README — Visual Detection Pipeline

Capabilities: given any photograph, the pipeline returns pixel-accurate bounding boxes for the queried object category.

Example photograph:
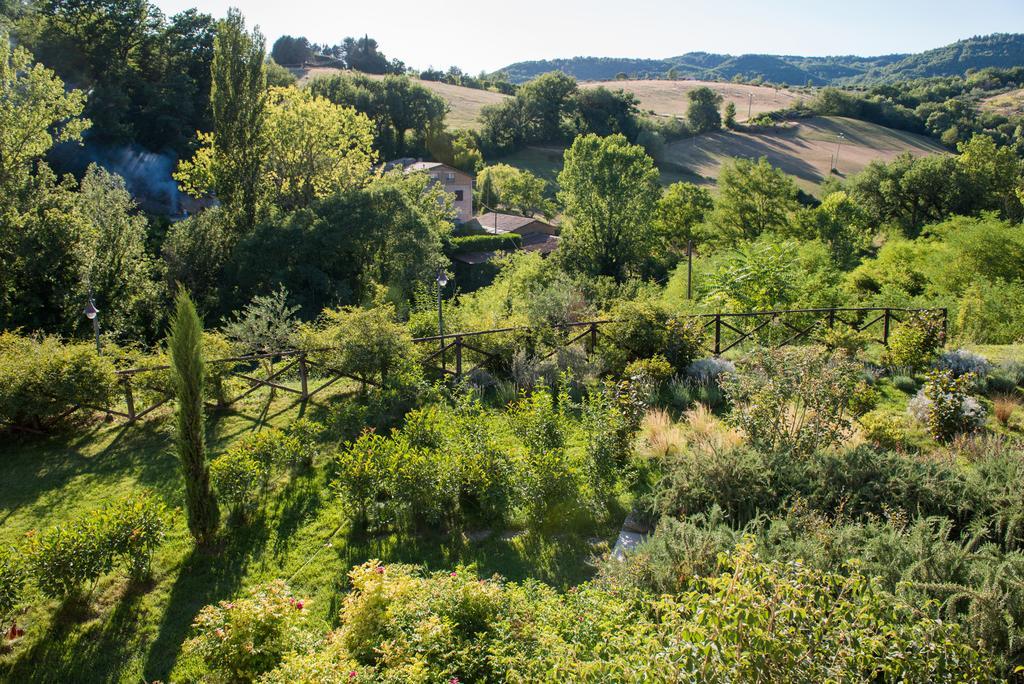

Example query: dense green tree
[475,164,554,218]
[710,157,800,241]
[75,164,160,338]
[308,73,447,159]
[653,182,714,254]
[570,87,640,139]
[161,206,234,315]
[168,287,220,546]
[557,134,660,280]
[264,57,297,87]
[207,8,267,232]
[425,128,483,174]
[518,71,578,142]
[955,134,1023,219]
[791,190,870,267]
[723,101,737,128]
[686,86,723,133]
[270,35,312,66]
[0,34,89,190]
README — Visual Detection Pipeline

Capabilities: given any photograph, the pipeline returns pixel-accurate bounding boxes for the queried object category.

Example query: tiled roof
[465,212,556,234]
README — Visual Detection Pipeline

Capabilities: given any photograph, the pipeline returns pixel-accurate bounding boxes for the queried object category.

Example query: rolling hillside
[498,33,1024,86]
[497,116,946,196]
[581,80,806,122]
[298,67,509,130]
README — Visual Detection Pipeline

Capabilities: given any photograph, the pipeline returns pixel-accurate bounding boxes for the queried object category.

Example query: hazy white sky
[153,0,1024,73]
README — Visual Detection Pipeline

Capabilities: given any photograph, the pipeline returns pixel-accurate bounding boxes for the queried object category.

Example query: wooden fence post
[123,376,136,422]
[454,336,463,381]
[882,308,891,345]
[714,314,722,356]
[827,309,836,329]
[298,352,308,400]
[589,323,598,356]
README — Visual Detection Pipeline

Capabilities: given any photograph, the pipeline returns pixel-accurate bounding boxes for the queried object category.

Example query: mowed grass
[662,116,946,194]
[0,386,610,683]
[298,67,509,130]
[582,79,809,122]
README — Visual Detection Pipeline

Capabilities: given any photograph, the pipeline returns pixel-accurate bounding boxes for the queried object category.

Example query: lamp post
[436,269,449,371]
[83,295,101,355]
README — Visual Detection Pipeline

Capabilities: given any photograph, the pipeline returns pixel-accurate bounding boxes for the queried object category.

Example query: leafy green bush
[599,300,705,375]
[909,370,987,441]
[623,355,673,403]
[27,492,170,596]
[185,580,315,683]
[210,447,266,522]
[97,493,169,581]
[0,332,118,430]
[651,447,781,526]
[507,385,567,456]
[883,310,947,372]
[298,303,420,390]
[258,553,993,682]
[858,409,924,451]
[0,546,26,628]
[722,346,861,456]
[449,233,522,254]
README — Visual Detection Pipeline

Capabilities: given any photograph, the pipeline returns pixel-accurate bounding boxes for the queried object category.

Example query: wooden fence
[95,306,943,424]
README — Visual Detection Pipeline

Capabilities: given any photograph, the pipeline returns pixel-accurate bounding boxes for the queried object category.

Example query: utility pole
[747,92,753,121]
[834,133,845,172]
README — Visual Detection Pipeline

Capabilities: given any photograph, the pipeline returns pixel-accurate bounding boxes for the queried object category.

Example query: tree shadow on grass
[1,580,154,683]
[142,518,272,681]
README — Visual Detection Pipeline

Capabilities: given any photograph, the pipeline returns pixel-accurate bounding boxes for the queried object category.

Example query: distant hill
[498,33,1024,85]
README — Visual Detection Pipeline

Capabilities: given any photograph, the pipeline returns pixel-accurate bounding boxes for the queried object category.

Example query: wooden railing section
[92,306,945,424]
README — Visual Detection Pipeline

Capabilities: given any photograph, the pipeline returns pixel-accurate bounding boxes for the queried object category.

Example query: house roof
[452,251,498,265]
[465,212,557,234]
[404,161,472,179]
[520,232,560,254]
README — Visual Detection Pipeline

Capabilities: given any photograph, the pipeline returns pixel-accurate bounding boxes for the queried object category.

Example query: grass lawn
[0,386,615,682]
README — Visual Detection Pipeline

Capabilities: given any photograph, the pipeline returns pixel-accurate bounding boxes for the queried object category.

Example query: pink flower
[450,572,457,577]
[349,671,357,679]
[215,628,225,638]
[449,678,460,684]
[375,566,385,574]
[295,600,304,610]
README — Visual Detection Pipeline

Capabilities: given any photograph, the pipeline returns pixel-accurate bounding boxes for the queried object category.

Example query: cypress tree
[169,288,220,545]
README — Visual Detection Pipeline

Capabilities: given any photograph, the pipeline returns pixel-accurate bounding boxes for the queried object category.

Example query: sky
[153,0,1024,74]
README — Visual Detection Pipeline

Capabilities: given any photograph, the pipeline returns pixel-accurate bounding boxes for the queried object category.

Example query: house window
[446,172,456,181]
[453,190,464,201]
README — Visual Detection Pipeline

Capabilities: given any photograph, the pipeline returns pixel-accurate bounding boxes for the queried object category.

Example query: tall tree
[209,8,267,232]
[475,164,554,218]
[557,134,660,280]
[711,157,799,241]
[653,182,714,253]
[0,33,89,190]
[686,86,723,133]
[518,71,578,142]
[168,288,219,546]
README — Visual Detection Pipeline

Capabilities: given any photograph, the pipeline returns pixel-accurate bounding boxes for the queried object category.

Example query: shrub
[579,381,641,509]
[882,310,946,372]
[0,332,118,430]
[892,374,918,393]
[599,301,704,375]
[818,323,872,358]
[185,580,314,683]
[935,348,991,379]
[27,492,170,597]
[623,355,673,403]
[722,346,861,456]
[99,493,169,581]
[908,371,987,441]
[0,546,26,628]
[652,447,781,526]
[297,303,420,390]
[993,395,1020,426]
[210,447,266,521]
[848,379,880,416]
[507,385,567,456]
[27,517,112,599]
[282,418,325,468]
[859,410,923,452]
[685,357,736,385]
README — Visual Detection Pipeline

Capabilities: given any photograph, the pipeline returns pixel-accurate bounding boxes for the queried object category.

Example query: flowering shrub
[185,580,314,683]
[908,370,987,441]
[935,348,991,379]
[686,357,736,385]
